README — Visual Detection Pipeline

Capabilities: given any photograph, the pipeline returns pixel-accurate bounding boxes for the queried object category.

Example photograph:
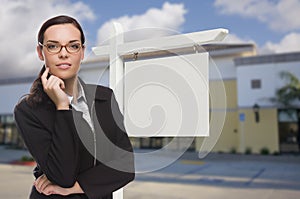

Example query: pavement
[1,145,300,199]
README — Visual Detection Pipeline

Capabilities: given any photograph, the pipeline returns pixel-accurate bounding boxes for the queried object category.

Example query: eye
[68,43,81,50]
[46,43,59,49]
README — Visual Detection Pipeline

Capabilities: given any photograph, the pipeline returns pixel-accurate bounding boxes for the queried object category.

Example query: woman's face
[37,23,85,81]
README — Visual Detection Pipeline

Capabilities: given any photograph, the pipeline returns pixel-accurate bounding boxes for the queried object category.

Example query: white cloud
[214,0,300,32]
[222,32,300,54]
[222,33,256,44]
[96,2,187,44]
[261,32,300,54]
[0,0,95,80]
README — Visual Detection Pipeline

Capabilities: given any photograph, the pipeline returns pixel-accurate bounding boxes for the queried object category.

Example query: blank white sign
[124,53,209,137]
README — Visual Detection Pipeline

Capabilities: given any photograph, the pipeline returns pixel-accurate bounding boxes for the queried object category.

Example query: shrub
[230,147,237,154]
[21,155,34,162]
[245,147,252,155]
[260,147,270,155]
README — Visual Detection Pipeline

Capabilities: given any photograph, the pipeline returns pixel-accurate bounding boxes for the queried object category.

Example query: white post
[109,22,124,199]
[109,22,124,113]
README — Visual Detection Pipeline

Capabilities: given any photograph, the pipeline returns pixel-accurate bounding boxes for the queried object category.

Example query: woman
[14,15,135,199]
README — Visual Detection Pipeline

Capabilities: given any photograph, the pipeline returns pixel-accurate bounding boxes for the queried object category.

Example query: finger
[58,78,65,90]
[46,76,62,89]
[41,67,50,87]
[34,175,44,193]
[34,174,44,186]
[42,185,55,196]
[46,75,57,89]
[35,175,46,191]
[45,76,61,92]
[48,77,66,92]
[34,182,40,193]
[35,174,50,193]
[39,179,51,193]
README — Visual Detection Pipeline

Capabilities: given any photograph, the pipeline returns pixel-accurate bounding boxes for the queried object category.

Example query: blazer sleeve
[14,101,80,188]
[77,133,135,199]
[77,92,135,199]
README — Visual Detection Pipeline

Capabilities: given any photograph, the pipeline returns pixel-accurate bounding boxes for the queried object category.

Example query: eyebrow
[45,40,80,43]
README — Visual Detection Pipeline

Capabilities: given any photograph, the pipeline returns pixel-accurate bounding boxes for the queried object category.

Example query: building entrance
[278,109,300,153]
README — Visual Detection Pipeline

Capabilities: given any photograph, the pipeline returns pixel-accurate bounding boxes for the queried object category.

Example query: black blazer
[14,80,135,199]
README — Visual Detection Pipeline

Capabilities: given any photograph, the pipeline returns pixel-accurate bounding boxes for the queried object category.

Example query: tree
[276,71,300,107]
[274,71,300,151]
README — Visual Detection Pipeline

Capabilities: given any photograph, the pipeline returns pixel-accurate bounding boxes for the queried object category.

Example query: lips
[56,63,71,70]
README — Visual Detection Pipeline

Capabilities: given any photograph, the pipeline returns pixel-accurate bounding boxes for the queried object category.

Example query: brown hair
[27,15,85,107]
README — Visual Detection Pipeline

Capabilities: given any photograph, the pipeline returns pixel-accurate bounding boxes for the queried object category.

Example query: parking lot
[1,146,300,199]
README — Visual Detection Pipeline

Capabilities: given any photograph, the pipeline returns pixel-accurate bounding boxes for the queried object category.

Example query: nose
[58,46,69,58]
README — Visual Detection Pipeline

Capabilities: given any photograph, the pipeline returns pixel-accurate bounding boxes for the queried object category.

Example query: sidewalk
[0,145,31,164]
[125,151,300,199]
[1,146,300,199]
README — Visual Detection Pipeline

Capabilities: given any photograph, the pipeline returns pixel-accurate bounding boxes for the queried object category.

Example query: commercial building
[1,44,299,154]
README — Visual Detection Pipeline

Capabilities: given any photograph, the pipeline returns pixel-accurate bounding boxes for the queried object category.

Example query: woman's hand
[41,67,69,110]
[34,174,55,195]
[39,184,71,196]
[34,174,84,196]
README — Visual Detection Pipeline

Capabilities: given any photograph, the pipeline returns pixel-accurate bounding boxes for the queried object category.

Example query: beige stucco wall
[237,108,279,154]
[196,79,239,153]
[195,79,279,154]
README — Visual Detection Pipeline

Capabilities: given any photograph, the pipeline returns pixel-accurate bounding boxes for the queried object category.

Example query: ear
[81,45,85,60]
[36,45,44,61]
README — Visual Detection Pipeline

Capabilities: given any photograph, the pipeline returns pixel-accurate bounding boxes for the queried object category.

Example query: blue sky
[71,0,296,50]
[1,0,300,79]
[90,0,274,44]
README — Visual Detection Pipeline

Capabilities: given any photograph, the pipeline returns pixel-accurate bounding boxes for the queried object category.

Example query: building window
[251,79,261,89]
[0,114,24,148]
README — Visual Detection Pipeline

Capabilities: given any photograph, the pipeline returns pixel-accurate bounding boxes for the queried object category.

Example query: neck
[64,76,78,98]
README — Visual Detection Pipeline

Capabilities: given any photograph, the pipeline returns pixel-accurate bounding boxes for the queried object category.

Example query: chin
[55,73,76,81]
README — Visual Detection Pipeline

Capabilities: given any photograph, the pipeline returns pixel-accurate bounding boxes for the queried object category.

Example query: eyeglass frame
[38,41,84,54]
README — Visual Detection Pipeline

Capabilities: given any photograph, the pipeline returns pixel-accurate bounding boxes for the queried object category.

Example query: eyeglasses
[38,42,83,54]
